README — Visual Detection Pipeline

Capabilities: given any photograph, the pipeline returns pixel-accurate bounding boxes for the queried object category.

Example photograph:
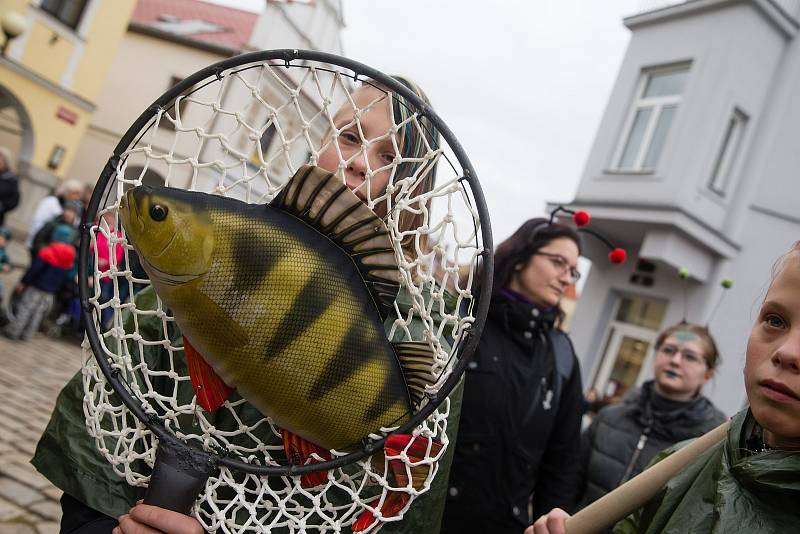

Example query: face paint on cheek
[672,330,699,343]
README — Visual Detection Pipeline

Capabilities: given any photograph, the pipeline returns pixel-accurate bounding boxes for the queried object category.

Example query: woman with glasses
[441,218,585,534]
[571,323,725,521]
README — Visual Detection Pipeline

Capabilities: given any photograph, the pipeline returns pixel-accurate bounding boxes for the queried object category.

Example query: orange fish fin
[184,335,234,412]
[353,492,409,533]
[281,429,332,488]
[352,434,443,531]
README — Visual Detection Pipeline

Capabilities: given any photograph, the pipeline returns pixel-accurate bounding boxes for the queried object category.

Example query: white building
[557,0,800,416]
[67,0,346,195]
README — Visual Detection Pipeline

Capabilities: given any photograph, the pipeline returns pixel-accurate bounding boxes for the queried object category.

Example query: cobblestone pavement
[0,333,84,534]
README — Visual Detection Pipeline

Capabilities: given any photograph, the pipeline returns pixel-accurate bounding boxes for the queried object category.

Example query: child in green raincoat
[32,76,466,534]
[529,241,800,534]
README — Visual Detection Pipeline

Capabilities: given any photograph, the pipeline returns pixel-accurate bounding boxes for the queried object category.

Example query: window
[708,109,747,197]
[40,0,88,29]
[615,66,689,171]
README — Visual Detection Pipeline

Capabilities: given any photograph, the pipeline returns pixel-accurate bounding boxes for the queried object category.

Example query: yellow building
[0,0,135,236]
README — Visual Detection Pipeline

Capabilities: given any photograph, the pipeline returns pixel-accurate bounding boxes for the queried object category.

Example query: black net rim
[78,48,494,476]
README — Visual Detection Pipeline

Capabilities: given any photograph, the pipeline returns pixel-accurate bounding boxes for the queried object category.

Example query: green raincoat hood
[614,408,800,534]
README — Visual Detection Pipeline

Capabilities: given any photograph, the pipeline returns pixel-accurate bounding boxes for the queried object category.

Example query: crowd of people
[0,162,88,341]
[0,69,796,534]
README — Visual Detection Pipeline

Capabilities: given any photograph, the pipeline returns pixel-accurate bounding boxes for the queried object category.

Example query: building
[556,0,800,415]
[66,0,346,201]
[0,0,135,237]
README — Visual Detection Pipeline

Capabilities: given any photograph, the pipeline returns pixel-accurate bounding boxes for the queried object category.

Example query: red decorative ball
[609,248,627,264]
[573,210,590,227]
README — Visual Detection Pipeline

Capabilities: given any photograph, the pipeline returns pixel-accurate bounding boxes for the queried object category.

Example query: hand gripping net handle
[565,421,730,534]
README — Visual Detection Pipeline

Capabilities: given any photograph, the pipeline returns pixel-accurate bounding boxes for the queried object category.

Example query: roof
[131,0,258,50]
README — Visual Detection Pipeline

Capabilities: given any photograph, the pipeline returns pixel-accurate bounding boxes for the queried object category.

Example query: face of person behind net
[317,85,396,203]
[745,248,800,448]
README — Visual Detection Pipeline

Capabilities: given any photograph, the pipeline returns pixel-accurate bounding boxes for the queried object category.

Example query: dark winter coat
[577,380,726,511]
[0,169,20,225]
[441,292,584,534]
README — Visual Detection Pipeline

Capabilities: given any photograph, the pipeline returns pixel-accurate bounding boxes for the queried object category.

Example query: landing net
[80,51,490,533]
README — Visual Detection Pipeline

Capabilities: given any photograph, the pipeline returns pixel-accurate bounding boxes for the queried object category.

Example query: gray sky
[210,0,640,241]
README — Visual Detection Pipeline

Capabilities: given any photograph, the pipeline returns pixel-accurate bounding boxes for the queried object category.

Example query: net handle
[565,420,729,534]
[78,49,494,477]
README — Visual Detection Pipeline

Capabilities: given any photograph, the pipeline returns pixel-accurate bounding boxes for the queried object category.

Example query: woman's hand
[114,502,204,534]
[526,507,570,534]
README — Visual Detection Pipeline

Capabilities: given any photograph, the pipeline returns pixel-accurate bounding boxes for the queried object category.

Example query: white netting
[81,57,486,533]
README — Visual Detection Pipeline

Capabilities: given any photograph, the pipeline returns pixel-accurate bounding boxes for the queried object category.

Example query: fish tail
[184,336,234,412]
[352,434,443,531]
[281,429,332,488]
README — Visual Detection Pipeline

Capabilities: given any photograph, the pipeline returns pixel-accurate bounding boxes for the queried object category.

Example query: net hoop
[78,48,493,479]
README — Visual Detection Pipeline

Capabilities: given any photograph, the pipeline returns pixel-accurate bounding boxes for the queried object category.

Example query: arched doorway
[0,84,34,170]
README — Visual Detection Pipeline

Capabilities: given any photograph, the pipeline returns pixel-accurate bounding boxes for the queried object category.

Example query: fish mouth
[759,379,800,401]
[120,189,145,236]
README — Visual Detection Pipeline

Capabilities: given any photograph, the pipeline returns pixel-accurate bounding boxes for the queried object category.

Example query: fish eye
[149,204,168,221]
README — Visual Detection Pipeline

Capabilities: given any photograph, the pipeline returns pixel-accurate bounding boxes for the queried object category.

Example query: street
[0,334,83,533]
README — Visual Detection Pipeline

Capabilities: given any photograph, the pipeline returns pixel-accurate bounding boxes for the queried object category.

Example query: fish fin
[392,341,437,408]
[353,492,408,533]
[190,291,250,347]
[353,435,442,531]
[272,165,400,321]
[384,434,443,491]
[281,429,332,488]
[184,335,235,412]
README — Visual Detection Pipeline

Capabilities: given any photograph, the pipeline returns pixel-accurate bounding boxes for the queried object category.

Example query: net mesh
[81,58,485,533]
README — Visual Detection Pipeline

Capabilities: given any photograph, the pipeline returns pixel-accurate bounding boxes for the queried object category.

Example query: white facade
[68,0,345,194]
[248,0,344,53]
[557,0,800,416]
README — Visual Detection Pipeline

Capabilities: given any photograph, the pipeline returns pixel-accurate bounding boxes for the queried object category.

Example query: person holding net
[529,241,800,534]
[32,75,466,534]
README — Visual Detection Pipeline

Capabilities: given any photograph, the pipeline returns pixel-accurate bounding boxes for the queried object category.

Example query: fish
[118,165,437,455]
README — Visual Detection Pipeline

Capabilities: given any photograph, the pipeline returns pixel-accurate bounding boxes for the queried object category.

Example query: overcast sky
[209,0,641,241]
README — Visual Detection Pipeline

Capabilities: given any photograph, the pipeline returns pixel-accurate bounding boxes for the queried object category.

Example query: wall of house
[575,2,787,238]
[566,1,800,415]
[66,31,227,187]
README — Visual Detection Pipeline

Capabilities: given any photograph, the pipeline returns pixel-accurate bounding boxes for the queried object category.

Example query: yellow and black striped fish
[119,166,436,451]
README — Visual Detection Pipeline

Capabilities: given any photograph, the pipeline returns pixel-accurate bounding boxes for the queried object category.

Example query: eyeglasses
[656,344,708,367]
[534,252,581,283]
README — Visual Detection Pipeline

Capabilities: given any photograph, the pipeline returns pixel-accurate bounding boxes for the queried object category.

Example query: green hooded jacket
[32,285,464,533]
[613,408,800,534]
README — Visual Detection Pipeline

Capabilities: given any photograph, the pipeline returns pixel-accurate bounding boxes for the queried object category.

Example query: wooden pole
[565,420,729,534]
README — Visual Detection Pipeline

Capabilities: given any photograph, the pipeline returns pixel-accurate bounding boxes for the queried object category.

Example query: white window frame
[708,108,747,197]
[612,64,690,172]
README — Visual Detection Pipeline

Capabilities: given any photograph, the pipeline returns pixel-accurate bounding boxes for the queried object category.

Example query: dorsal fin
[272,165,400,320]
[393,341,437,408]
